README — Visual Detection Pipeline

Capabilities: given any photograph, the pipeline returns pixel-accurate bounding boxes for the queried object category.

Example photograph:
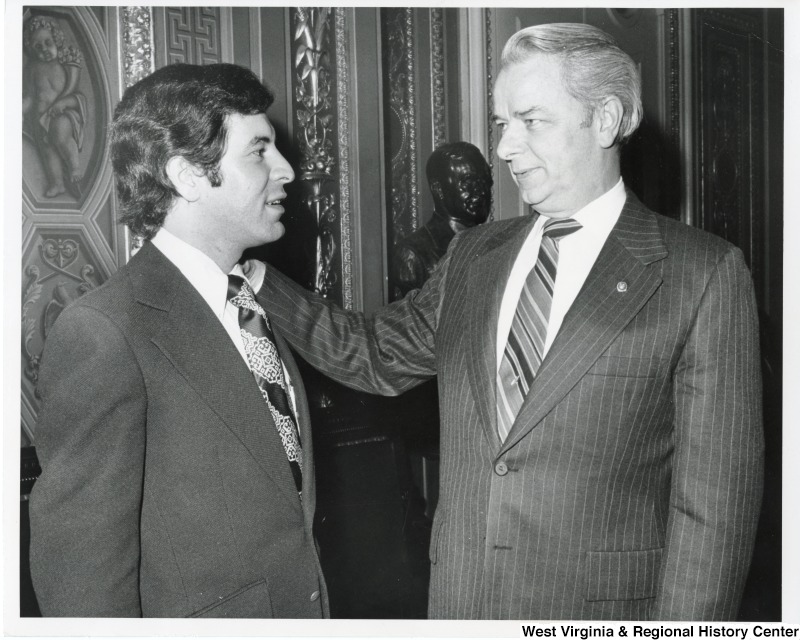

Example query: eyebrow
[246,135,272,149]
[513,106,544,119]
[492,105,544,123]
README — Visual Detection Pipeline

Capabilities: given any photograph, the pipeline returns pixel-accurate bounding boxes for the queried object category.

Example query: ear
[595,96,624,149]
[165,155,204,203]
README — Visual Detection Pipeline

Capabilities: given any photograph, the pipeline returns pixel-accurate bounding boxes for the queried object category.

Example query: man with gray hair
[257,23,763,620]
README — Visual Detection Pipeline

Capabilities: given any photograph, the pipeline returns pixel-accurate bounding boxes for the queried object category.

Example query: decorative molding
[248,7,263,80]
[485,7,495,221]
[291,8,342,302]
[384,7,419,247]
[679,9,696,227]
[120,7,153,257]
[334,8,353,310]
[163,7,223,66]
[405,9,419,232]
[459,9,489,158]
[430,9,446,151]
[667,9,681,146]
[120,6,153,89]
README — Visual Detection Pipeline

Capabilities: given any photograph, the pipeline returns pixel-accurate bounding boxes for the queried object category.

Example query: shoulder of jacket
[59,264,139,324]
[656,213,742,264]
[450,217,530,252]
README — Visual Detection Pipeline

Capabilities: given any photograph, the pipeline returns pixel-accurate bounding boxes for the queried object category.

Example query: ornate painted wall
[21,6,125,446]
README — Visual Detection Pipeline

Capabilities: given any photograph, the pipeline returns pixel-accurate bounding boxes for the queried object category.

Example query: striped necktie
[496,217,582,441]
[228,275,303,494]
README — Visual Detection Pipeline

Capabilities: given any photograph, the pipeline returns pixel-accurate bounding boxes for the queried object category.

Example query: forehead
[223,112,274,145]
[494,54,570,110]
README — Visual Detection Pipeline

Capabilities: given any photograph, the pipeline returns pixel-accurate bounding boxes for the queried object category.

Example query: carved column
[290,7,346,305]
[121,6,153,88]
[430,8,446,151]
[382,8,420,251]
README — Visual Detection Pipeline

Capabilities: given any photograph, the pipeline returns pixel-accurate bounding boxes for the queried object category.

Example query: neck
[162,211,240,273]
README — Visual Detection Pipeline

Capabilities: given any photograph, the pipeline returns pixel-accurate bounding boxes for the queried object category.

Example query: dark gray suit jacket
[29,242,328,618]
[259,192,764,620]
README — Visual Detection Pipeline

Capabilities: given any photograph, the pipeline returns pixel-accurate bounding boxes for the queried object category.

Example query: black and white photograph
[3,2,795,636]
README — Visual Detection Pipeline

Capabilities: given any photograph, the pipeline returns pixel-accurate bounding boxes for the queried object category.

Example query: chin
[263,223,286,244]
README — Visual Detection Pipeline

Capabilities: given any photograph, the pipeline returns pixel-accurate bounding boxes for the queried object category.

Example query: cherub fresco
[23,16,87,198]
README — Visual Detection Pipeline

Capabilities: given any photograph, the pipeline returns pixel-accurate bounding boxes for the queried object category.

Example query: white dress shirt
[496,178,626,371]
[151,228,296,410]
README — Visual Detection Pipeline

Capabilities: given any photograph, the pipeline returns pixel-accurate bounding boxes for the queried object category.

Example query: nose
[272,150,295,185]
[496,126,522,163]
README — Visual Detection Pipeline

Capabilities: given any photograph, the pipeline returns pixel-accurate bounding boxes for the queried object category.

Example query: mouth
[512,168,543,184]
[265,195,286,208]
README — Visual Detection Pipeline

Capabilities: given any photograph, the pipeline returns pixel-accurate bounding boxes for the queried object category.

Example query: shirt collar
[151,227,262,320]
[536,177,626,234]
[572,177,625,232]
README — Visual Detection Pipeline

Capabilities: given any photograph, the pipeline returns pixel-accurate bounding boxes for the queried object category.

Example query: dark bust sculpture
[393,141,493,296]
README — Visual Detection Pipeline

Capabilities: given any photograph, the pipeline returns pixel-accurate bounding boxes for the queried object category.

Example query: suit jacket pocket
[585,548,663,602]
[588,355,667,378]
[189,579,274,618]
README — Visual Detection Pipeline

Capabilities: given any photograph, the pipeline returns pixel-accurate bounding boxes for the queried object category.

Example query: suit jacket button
[310,590,320,602]
[495,461,508,476]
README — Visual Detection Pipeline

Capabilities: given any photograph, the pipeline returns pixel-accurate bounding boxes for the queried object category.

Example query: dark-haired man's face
[195,113,294,251]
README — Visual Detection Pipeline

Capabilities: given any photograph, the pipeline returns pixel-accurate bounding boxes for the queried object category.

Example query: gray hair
[500,23,642,144]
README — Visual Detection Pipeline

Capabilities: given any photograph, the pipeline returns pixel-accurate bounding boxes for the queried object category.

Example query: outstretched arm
[652,247,764,620]
[259,254,453,395]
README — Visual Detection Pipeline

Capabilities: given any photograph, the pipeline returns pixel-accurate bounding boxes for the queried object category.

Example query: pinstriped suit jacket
[260,192,764,620]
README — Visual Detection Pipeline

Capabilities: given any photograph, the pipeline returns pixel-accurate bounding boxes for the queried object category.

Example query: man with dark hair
[256,23,763,620]
[393,141,492,296]
[29,63,328,618]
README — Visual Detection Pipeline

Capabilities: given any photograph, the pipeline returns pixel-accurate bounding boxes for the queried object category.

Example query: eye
[495,121,508,133]
[524,118,541,128]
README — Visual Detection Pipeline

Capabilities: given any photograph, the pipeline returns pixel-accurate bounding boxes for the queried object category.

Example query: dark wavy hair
[110,63,274,240]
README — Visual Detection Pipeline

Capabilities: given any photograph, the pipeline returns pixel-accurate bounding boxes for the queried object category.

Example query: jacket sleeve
[652,246,764,620]
[29,304,146,617]
[258,252,453,396]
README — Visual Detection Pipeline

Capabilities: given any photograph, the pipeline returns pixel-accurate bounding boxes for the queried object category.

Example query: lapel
[499,191,669,455]
[465,216,537,450]
[129,243,303,511]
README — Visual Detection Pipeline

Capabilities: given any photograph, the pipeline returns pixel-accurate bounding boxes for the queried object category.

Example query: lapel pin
[616,281,628,292]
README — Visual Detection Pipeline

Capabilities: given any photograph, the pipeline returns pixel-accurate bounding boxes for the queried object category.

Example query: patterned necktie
[227,274,303,493]
[496,217,582,441]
